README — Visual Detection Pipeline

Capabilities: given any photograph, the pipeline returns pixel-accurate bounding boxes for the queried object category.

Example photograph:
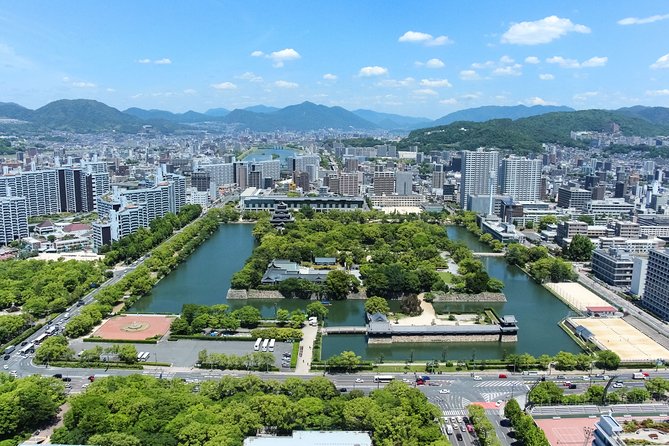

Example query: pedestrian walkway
[474,380,526,388]
[295,324,318,374]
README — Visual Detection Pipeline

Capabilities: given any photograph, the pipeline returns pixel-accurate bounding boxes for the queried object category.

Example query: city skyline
[1,1,668,118]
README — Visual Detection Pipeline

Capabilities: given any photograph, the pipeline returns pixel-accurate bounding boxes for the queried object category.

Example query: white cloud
[210,82,237,90]
[651,53,669,69]
[399,30,452,46]
[106,88,116,92]
[376,77,414,87]
[471,60,496,69]
[618,13,669,25]
[323,73,338,81]
[439,98,458,105]
[250,50,264,57]
[539,73,555,80]
[268,48,301,67]
[499,55,515,64]
[525,56,540,64]
[237,72,263,82]
[546,55,607,68]
[459,70,480,80]
[524,96,555,105]
[581,56,608,67]
[154,58,172,65]
[274,80,299,89]
[137,58,152,64]
[420,78,452,88]
[461,92,482,100]
[646,89,669,96]
[359,66,388,77]
[573,91,599,101]
[501,15,591,45]
[72,81,96,88]
[426,58,445,68]
[413,88,438,96]
[0,43,32,69]
[183,89,197,95]
[492,64,522,76]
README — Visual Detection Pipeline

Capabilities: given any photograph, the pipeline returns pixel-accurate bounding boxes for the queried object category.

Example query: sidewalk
[295,324,318,375]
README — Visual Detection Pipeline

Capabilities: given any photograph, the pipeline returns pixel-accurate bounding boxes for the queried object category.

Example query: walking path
[295,324,318,374]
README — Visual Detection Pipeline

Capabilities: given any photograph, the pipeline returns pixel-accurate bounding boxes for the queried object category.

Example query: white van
[446,425,453,435]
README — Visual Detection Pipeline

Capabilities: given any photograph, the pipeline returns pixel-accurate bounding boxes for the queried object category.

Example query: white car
[495,400,503,407]
[473,376,482,381]
[355,378,364,383]
[582,376,590,381]
[439,389,451,394]
[2,365,7,370]
[602,375,610,380]
[612,382,624,388]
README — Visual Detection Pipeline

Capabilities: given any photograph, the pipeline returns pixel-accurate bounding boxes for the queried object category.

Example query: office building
[395,171,413,195]
[432,164,445,189]
[0,194,28,246]
[631,257,648,297]
[339,172,359,196]
[460,149,499,209]
[591,249,634,287]
[642,249,669,320]
[587,199,635,218]
[373,171,395,196]
[191,171,212,192]
[557,186,591,210]
[612,221,640,239]
[499,156,542,201]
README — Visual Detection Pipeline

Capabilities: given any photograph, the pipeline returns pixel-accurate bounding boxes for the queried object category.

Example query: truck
[633,372,647,380]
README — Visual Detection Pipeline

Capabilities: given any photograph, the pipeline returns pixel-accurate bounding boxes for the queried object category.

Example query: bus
[3,345,15,355]
[373,375,394,383]
[34,333,49,344]
[268,339,275,352]
[254,338,262,351]
[19,343,34,355]
[261,338,270,352]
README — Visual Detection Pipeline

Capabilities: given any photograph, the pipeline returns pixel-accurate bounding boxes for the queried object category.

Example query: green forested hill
[402,109,669,153]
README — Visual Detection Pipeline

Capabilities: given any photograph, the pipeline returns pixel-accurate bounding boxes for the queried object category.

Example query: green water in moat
[132,223,581,359]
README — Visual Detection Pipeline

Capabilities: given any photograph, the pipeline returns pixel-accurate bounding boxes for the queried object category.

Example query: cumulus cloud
[210,82,237,90]
[573,91,599,101]
[426,58,445,68]
[420,78,452,88]
[459,70,480,80]
[618,14,669,25]
[524,96,555,105]
[137,58,152,64]
[268,48,301,67]
[546,55,607,68]
[376,77,414,87]
[399,31,452,46]
[274,80,299,89]
[0,43,32,69]
[413,88,438,96]
[646,89,669,96]
[323,73,338,80]
[525,56,540,64]
[251,50,264,57]
[359,66,388,77]
[492,64,522,76]
[183,89,197,95]
[501,15,590,45]
[651,53,669,69]
[539,73,555,80]
[237,72,263,82]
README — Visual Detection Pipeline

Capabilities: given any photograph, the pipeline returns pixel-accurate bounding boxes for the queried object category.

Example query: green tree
[645,378,669,400]
[626,388,651,403]
[170,317,190,335]
[364,296,390,315]
[503,398,523,425]
[34,335,73,364]
[276,309,290,326]
[505,244,530,266]
[400,294,422,316]
[289,310,306,329]
[539,215,558,230]
[487,278,505,292]
[323,270,358,300]
[465,271,491,294]
[328,351,362,372]
[528,381,564,405]
[553,351,577,370]
[306,301,329,320]
[232,306,261,328]
[595,350,621,370]
[564,234,595,261]
[88,432,142,446]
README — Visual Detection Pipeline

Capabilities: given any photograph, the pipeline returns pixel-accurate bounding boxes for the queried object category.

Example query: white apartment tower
[642,249,669,320]
[459,149,499,210]
[499,156,542,202]
[0,192,28,246]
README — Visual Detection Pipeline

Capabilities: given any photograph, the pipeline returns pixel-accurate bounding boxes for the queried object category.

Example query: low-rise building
[243,431,372,446]
[261,259,331,284]
[241,189,365,212]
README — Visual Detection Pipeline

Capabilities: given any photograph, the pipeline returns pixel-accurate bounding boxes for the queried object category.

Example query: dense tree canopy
[563,234,595,261]
[51,375,444,446]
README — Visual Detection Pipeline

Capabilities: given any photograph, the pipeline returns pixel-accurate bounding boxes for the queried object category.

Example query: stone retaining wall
[226,289,285,299]
[368,333,517,343]
[431,292,507,303]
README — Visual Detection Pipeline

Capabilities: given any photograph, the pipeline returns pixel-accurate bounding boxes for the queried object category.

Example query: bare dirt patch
[91,315,174,341]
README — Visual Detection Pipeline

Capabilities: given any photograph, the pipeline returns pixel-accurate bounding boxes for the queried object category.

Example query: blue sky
[1,1,668,118]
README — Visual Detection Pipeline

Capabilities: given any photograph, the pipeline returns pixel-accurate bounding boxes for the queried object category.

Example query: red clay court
[92,315,174,341]
[535,417,598,446]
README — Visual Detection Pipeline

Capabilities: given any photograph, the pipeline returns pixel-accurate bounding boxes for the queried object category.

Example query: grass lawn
[438,271,454,283]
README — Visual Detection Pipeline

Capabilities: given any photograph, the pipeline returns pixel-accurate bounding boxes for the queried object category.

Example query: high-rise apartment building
[459,149,499,210]
[198,163,234,187]
[339,172,359,196]
[373,172,395,196]
[642,249,669,320]
[0,170,60,217]
[432,164,445,189]
[0,194,28,246]
[499,156,542,201]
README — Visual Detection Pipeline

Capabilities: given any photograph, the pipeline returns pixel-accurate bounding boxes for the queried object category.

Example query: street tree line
[504,350,621,372]
[529,377,669,405]
[503,399,550,446]
[51,374,449,446]
[197,350,276,371]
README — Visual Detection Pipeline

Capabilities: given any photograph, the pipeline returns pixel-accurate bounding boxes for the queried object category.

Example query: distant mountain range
[1,99,668,136]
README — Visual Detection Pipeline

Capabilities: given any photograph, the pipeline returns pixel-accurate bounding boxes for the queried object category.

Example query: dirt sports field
[92,315,174,341]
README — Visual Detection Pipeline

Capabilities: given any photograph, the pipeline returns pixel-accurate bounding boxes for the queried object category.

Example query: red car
[88,375,95,382]
[498,374,508,379]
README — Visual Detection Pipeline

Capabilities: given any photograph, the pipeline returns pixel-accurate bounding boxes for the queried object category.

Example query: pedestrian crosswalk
[143,370,174,380]
[480,391,510,402]
[474,380,526,388]
[441,409,468,416]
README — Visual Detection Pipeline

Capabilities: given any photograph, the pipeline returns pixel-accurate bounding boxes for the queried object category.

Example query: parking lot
[69,338,294,369]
